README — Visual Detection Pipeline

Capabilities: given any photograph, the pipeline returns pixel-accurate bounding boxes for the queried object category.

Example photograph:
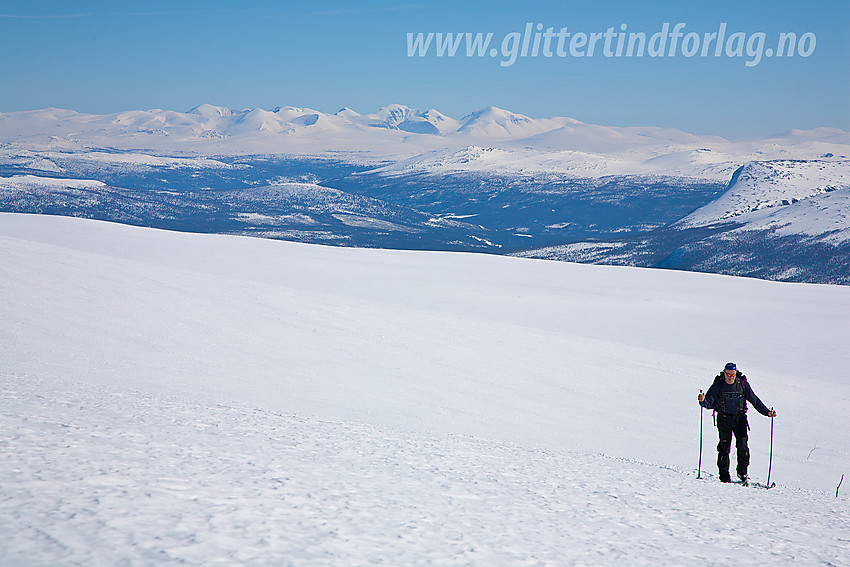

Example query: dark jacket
[700,371,771,416]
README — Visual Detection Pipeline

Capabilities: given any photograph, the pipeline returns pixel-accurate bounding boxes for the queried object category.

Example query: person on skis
[697,362,776,484]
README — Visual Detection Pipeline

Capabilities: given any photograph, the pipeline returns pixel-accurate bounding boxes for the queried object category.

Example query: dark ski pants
[716,413,750,480]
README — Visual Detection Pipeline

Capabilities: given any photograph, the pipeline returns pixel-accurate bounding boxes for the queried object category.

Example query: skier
[697,362,776,484]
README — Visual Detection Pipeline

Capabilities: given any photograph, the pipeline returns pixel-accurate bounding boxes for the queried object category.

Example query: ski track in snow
[2,374,848,567]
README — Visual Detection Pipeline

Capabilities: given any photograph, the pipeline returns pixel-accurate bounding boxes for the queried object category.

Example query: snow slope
[2,213,849,564]
[679,160,850,229]
[738,186,850,244]
[3,375,847,566]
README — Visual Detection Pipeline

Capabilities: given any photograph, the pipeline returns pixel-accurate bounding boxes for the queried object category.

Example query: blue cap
[724,362,737,371]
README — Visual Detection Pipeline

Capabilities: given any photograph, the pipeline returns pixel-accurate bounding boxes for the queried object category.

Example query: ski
[733,480,775,489]
[707,477,776,489]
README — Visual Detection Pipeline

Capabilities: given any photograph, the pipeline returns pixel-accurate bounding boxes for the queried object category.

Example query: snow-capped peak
[460,106,531,129]
[335,107,361,119]
[370,104,418,128]
[354,104,459,135]
[188,104,233,117]
[457,106,561,138]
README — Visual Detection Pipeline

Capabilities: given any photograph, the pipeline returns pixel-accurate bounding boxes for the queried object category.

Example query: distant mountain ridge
[6,103,850,146]
[0,103,582,141]
[2,103,847,182]
[1,103,849,284]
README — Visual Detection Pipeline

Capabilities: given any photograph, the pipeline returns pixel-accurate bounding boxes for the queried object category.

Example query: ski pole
[697,390,704,479]
[766,407,775,488]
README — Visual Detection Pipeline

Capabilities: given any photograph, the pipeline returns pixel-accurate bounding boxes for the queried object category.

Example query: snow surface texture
[3,375,848,566]
[2,213,850,565]
[1,105,848,181]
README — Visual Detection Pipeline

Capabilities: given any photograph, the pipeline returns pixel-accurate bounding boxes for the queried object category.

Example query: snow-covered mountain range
[1,104,849,283]
[2,104,847,180]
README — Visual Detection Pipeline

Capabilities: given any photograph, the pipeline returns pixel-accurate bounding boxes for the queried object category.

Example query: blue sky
[1,0,847,138]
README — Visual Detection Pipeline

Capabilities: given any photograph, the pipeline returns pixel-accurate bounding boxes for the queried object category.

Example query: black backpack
[713,372,747,413]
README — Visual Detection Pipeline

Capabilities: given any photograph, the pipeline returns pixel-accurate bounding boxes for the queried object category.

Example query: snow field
[1,212,849,564]
[1,213,848,490]
[2,374,847,566]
